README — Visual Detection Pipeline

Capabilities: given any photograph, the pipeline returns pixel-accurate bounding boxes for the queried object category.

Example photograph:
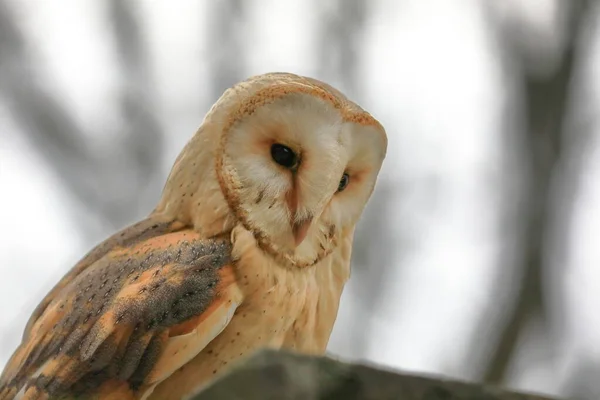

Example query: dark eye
[338,173,350,192]
[271,143,298,169]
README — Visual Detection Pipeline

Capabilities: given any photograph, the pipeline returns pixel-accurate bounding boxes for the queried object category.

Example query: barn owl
[0,72,387,400]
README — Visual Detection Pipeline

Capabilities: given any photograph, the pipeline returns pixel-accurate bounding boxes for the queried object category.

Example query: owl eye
[338,173,350,192]
[271,143,298,169]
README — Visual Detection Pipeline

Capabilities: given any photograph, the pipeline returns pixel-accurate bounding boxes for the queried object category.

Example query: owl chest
[220,248,347,354]
[199,258,339,370]
[148,256,346,400]
[225,263,324,352]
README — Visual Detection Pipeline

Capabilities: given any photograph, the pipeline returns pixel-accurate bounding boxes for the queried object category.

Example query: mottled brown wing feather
[0,228,240,400]
[21,217,185,342]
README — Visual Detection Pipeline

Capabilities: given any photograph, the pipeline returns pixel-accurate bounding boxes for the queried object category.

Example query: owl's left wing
[0,230,243,400]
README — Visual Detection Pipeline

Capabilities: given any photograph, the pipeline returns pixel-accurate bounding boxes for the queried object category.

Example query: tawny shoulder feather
[0,219,243,400]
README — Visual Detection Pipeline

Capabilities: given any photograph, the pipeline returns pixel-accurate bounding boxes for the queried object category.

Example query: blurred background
[1,0,599,397]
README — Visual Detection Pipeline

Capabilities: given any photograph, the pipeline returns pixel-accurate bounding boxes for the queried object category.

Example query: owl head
[155,72,387,268]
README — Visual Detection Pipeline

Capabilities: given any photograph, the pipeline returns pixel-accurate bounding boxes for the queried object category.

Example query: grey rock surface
[191,349,559,400]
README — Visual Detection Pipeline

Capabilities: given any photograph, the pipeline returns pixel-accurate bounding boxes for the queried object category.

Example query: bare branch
[204,0,246,101]
[0,0,165,231]
[316,0,367,98]
[0,0,108,224]
[481,0,592,384]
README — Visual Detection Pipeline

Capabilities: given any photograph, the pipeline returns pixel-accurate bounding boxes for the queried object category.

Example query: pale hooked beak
[292,217,313,247]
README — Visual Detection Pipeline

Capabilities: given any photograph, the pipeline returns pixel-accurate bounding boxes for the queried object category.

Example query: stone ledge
[190,348,558,400]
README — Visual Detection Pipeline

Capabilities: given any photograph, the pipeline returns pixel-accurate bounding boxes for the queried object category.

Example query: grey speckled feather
[0,219,232,400]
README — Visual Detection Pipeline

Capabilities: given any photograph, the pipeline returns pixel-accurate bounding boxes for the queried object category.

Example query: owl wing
[20,217,186,342]
[0,228,243,400]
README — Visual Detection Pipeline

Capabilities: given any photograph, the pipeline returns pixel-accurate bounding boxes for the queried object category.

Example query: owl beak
[292,217,312,247]
[287,183,313,247]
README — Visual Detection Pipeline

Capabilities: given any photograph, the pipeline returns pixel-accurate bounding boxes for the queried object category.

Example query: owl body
[148,224,352,400]
[0,72,386,400]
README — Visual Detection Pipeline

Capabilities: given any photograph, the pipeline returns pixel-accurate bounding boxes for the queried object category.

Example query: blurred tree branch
[481,0,591,384]
[106,0,164,209]
[0,0,163,234]
[316,0,366,98]
[563,355,600,399]
[204,0,245,102]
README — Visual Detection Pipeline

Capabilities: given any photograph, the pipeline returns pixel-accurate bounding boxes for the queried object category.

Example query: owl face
[218,90,386,268]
